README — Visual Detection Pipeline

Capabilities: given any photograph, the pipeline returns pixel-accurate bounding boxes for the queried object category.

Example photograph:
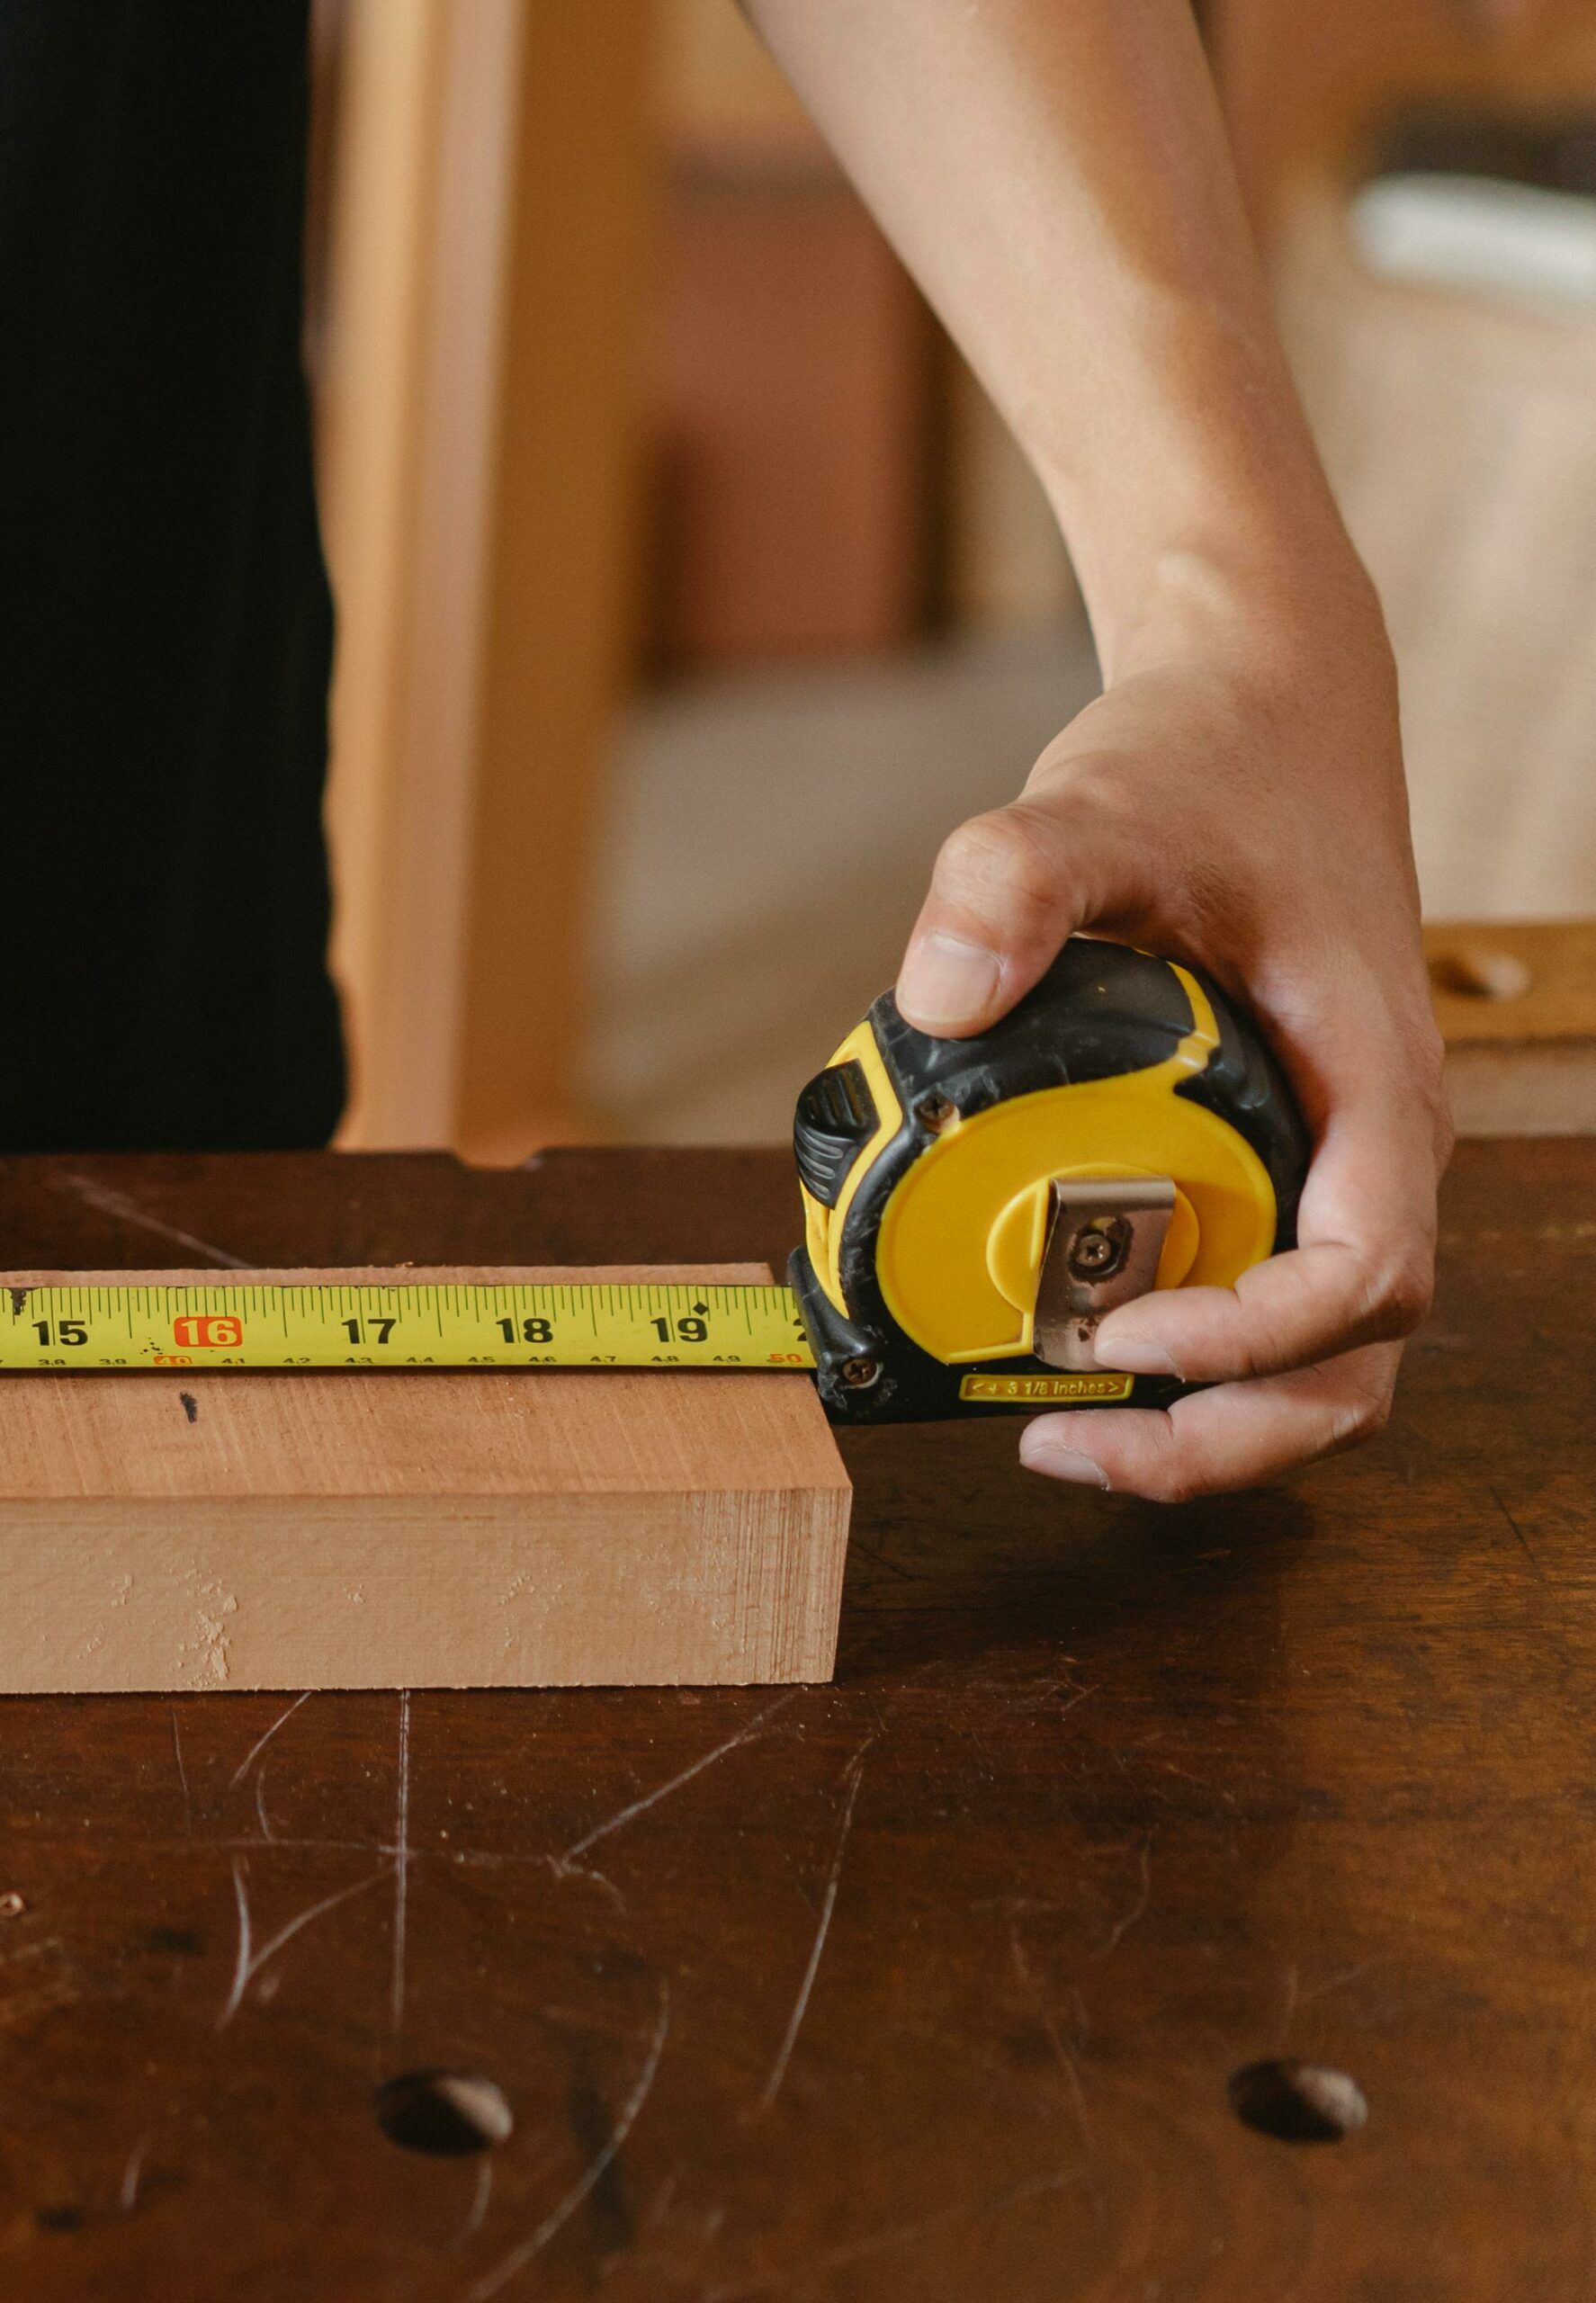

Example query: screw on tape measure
[0,1282,813,1374]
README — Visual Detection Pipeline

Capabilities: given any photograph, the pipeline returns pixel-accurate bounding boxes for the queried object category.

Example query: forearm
[742,0,1367,680]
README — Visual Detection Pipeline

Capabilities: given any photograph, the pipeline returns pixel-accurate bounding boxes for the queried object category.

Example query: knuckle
[1331,1383,1392,1450]
[1209,1287,1295,1381]
[1152,1478,1201,1506]
[1367,1252,1433,1339]
[1139,1456,1204,1506]
[1229,1317,1290,1382]
[935,807,1062,930]
[1354,1252,1437,1345]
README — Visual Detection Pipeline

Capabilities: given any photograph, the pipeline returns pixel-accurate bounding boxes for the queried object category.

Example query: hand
[894,592,1450,1501]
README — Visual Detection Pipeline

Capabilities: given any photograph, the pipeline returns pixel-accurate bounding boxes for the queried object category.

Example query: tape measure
[0,1281,809,1372]
[788,936,1307,1421]
[4,940,1306,1422]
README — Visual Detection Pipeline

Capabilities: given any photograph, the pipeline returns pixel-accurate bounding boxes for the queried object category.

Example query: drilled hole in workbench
[373,2070,513,2156]
[1228,2059,1367,2144]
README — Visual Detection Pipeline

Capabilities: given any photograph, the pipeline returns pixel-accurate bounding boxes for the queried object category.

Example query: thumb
[896,794,1113,1037]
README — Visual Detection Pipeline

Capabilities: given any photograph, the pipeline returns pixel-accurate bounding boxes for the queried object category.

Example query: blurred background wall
[309,0,1596,1159]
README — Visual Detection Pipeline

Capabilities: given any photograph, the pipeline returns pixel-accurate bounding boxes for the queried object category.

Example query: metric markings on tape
[0,1283,815,1373]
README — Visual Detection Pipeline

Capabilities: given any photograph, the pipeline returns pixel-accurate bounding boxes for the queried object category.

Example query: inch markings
[0,1283,814,1375]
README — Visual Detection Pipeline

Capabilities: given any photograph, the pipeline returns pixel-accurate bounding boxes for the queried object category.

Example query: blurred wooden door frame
[318,0,652,1158]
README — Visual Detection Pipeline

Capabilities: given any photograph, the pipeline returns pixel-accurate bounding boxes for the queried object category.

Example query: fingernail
[1019,1434,1111,1489]
[1092,1332,1179,1377]
[898,933,1002,1029]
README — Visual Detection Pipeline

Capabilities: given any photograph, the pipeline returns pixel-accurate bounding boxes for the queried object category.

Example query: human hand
[894,594,1450,1501]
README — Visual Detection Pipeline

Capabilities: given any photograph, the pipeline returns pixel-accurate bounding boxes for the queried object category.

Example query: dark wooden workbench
[1,1142,1591,2301]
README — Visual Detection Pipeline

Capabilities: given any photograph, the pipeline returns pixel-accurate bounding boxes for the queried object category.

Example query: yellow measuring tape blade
[0,1282,814,1374]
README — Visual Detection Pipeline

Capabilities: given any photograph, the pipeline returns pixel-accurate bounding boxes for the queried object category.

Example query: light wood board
[0,1266,851,1693]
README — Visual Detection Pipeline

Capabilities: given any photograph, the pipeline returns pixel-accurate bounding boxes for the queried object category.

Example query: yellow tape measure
[0,1282,812,1374]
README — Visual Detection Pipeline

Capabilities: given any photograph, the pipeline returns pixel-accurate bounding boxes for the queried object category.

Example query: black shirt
[0,0,343,1151]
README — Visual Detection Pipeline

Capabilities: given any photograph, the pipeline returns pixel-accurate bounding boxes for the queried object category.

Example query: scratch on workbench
[1491,1488,1583,1666]
[217,1856,390,2030]
[558,1689,801,1868]
[0,1937,63,1969]
[538,1853,629,1915]
[202,1832,623,1889]
[1009,1924,1094,2154]
[1094,1840,1152,1960]
[120,2136,151,2214]
[48,1170,250,1268]
[466,1979,671,2300]
[229,1691,311,1788]
[255,1770,274,1843]
[845,1537,922,1583]
[220,1862,254,2029]
[170,1707,191,1834]
[1138,1751,1242,1814]
[702,2167,1081,2301]
[640,2164,682,2238]
[1302,1958,1378,2004]
[391,1691,412,2034]
[1280,1954,1380,2048]
[453,2160,493,2250]
[811,2169,1080,2283]
[1492,1486,1562,1597]
[0,1938,76,2031]
[1277,1962,1299,2049]
[1441,1218,1596,1250]
[753,1735,874,2116]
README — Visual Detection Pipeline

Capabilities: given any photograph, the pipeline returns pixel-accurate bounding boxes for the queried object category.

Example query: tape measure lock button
[793,1057,878,1206]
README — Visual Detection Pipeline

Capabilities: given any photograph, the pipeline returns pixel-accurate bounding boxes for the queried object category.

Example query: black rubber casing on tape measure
[789,938,1309,1424]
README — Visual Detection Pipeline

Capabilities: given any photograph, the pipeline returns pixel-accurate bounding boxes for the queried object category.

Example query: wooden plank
[0,1265,850,1694]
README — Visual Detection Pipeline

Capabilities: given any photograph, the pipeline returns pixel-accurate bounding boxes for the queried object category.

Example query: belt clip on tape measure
[789,936,1309,1424]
